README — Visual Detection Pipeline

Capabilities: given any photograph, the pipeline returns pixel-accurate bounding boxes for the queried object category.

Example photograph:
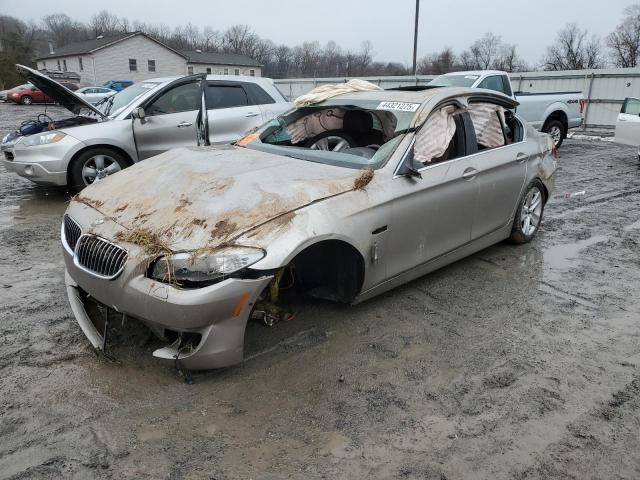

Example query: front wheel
[543,119,565,149]
[509,180,545,244]
[69,148,129,192]
[20,95,33,105]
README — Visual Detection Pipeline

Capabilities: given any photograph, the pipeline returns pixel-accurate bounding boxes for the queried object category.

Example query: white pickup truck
[429,70,584,148]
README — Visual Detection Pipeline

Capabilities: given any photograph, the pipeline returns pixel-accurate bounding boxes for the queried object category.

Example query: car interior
[260,107,394,160]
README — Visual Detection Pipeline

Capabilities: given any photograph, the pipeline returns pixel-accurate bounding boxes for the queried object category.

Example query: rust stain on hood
[73,146,364,251]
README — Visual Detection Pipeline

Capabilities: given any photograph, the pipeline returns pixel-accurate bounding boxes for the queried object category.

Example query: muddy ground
[1,101,640,479]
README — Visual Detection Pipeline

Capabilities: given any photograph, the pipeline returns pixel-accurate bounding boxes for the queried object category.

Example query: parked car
[102,80,133,92]
[1,83,32,102]
[5,80,78,105]
[428,70,584,148]
[6,84,53,105]
[1,65,291,189]
[614,97,640,160]
[61,85,557,369]
[76,86,116,104]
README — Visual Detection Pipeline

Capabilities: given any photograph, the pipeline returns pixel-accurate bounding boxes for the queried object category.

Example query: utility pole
[412,0,420,75]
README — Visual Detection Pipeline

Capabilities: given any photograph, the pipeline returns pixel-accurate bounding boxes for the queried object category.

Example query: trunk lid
[16,64,105,118]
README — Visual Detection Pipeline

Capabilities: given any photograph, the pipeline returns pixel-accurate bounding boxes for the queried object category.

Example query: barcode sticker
[376,101,421,112]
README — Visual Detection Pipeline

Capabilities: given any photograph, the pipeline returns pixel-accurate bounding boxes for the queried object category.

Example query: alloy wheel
[81,154,121,185]
[521,186,543,236]
[549,125,562,146]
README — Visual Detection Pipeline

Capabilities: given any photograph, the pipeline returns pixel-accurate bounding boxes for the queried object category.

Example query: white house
[35,32,262,86]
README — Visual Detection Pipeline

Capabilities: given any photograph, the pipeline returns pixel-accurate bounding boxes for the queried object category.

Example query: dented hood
[74,146,362,251]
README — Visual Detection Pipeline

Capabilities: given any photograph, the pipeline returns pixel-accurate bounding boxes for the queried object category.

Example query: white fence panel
[275,68,640,130]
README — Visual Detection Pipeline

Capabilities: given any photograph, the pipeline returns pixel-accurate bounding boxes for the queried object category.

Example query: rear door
[133,79,200,159]
[470,115,531,239]
[205,81,268,144]
[614,97,640,147]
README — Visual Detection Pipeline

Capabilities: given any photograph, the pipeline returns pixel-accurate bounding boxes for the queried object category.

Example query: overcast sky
[4,0,634,66]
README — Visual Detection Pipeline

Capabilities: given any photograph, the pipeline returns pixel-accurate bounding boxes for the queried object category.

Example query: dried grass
[353,167,374,190]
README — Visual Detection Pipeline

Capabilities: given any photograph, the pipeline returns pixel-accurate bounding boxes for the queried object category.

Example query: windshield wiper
[100,95,116,116]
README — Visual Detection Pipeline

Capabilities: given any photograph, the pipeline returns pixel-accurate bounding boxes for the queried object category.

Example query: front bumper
[1,134,84,186]
[64,248,272,370]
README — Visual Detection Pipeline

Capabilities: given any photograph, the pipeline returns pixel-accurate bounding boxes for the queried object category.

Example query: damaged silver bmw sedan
[62,84,557,370]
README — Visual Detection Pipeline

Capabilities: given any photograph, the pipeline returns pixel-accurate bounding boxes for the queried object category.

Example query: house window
[188,66,194,75]
[42,61,46,69]
[206,67,211,74]
[129,59,137,72]
[63,59,67,72]
[234,68,240,75]
[78,57,83,71]
[224,68,228,75]
[250,69,255,77]
[148,60,156,72]
[57,60,61,70]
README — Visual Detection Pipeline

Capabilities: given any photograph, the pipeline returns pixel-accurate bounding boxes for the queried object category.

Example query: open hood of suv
[16,64,105,118]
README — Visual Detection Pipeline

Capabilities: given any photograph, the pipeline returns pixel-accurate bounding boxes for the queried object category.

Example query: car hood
[73,145,366,251]
[16,64,105,118]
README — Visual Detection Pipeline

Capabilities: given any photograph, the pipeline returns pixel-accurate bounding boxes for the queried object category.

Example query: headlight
[21,131,66,147]
[150,246,265,285]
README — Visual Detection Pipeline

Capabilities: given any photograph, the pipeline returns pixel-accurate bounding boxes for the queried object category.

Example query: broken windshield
[241,99,418,169]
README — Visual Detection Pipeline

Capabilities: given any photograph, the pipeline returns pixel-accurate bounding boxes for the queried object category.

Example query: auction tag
[376,101,421,112]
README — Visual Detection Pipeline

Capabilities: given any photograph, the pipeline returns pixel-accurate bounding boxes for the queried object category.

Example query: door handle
[245,112,259,117]
[177,122,193,128]
[516,152,529,163]
[462,167,478,180]
[619,118,628,122]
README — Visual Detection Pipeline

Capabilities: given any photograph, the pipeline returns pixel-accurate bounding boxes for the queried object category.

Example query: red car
[7,82,78,105]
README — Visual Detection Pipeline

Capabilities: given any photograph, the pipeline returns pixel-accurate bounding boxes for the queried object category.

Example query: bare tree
[89,10,120,37]
[543,23,604,70]
[417,47,458,74]
[607,3,640,67]
[42,13,87,46]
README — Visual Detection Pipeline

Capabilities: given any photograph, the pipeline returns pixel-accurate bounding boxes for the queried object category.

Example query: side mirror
[397,148,422,180]
[132,107,146,122]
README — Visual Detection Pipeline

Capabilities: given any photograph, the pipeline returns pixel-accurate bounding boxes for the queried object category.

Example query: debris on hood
[353,167,374,190]
[294,79,383,107]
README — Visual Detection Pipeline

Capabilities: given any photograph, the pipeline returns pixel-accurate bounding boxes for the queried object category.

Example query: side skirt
[354,225,511,304]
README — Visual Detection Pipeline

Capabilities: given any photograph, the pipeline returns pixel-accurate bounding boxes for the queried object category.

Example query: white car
[614,97,640,160]
[75,86,116,104]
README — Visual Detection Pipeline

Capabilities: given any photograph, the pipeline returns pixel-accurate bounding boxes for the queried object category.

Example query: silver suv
[1,65,291,189]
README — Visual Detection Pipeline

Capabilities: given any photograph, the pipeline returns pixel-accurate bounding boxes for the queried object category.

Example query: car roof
[328,86,505,105]
[441,70,506,77]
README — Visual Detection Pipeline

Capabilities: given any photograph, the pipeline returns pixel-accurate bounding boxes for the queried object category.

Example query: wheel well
[535,178,550,205]
[544,111,568,134]
[67,144,134,185]
[289,240,365,304]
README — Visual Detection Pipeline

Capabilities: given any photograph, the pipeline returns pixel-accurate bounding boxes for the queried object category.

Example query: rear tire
[69,147,129,192]
[542,119,565,149]
[20,95,33,105]
[509,180,545,244]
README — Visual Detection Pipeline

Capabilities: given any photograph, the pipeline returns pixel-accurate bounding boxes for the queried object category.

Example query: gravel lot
[1,102,640,479]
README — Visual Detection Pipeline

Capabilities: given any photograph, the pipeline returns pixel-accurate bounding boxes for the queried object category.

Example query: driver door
[133,80,200,160]
[614,97,640,148]
[387,112,479,279]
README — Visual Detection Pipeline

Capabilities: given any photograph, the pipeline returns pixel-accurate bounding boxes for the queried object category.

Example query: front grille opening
[76,235,128,279]
[63,214,82,252]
